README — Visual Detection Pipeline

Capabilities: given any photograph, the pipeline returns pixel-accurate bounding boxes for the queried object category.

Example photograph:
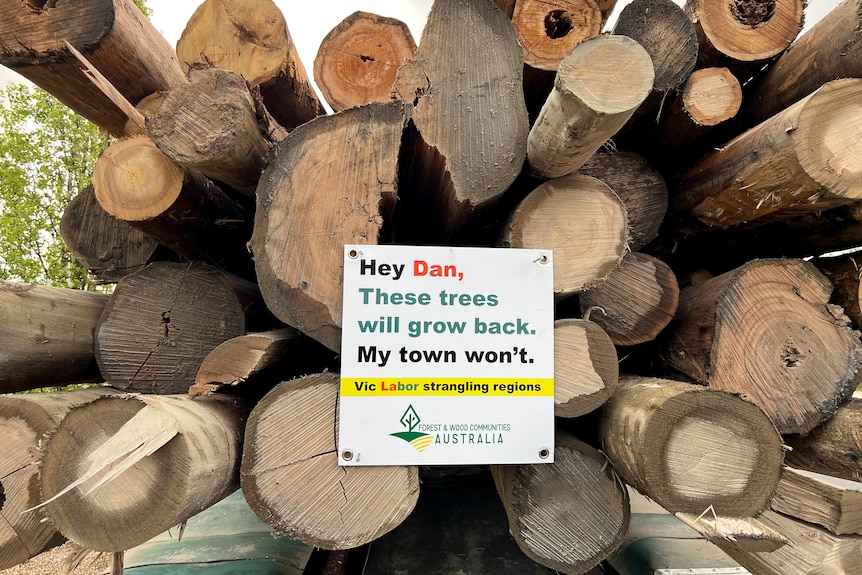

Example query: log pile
[2,0,862,573]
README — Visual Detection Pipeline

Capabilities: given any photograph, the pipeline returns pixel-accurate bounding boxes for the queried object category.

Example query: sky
[0,0,842,100]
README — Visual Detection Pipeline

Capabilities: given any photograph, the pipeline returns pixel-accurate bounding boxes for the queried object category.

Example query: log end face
[698,0,804,62]
[513,0,603,71]
[553,318,619,417]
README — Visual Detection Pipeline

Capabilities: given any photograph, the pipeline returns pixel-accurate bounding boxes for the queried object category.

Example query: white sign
[338,245,554,466]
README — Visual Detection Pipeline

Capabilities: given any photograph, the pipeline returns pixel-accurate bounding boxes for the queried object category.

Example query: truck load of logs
[4,0,862,573]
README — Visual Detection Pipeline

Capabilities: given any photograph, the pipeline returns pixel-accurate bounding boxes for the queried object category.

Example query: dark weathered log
[580,252,679,346]
[578,151,668,251]
[93,135,254,277]
[314,11,416,112]
[241,373,419,549]
[146,67,272,196]
[663,259,862,434]
[393,0,528,243]
[0,388,117,569]
[40,393,249,552]
[772,467,862,536]
[60,185,163,284]
[554,318,618,418]
[251,102,403,352]
[675,79,862,230]
[0,0,186,136]
[491,432,630,574]
[0,281,109,393]
[527,35,654,179]
[95,262,272,394]
[505,174,628,297]
[599,375,784,516]
[176,0,323,131]
[784,398,862,483]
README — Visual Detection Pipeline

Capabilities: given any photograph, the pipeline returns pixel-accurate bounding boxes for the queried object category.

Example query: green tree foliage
[0,84,107,288]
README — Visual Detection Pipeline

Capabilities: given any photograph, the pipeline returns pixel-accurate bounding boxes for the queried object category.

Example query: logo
[390,404,434,453]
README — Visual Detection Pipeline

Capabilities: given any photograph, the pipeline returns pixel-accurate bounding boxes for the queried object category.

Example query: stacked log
[5,0,862,572]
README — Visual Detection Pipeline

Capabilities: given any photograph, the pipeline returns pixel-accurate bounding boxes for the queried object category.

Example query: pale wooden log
[675,79,862,230]
[813,256,862,330]
[784,398,862,483]
[663,259,862,434]
[251,102,403,352]
[146,67,271,196]
[716,509,862,575]
[578,151,668,251]
[674,512,788,552]
[505,174,629,297]
[314,11,416,112]
[579,252,679,346]
[0,388,117,569]
[241,372,419,550]
[176,0,323,131]
[190,328,303,397]
[657,67,742,150]
[771,467,862,536]
[0,0,187,136]
[393,0,528,243]
[60,185,162,284]
[92,135,254,278]
[684,0,804,77]
[0,281,109,394]
[491,432,630,574]
[527,35,653,179]
[598,375,784,516]
[95,262,272,394]
[40,393,249,552]
[554,318,618,418]
[512,0,602,72]
[745,0,862,126]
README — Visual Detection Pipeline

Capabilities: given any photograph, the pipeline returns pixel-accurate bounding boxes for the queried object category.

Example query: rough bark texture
[663,259,862,434]
[784,398,862,483]
[241,373,419,550]
[0,280,109,393]
[314,11,416,112]
[491,432,630,574]
[0,0,187,136]
[251,102,403,352]
[599,375,784,516]
[553,318,619,418]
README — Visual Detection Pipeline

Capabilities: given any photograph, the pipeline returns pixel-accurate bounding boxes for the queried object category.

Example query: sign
[338,245,554,466]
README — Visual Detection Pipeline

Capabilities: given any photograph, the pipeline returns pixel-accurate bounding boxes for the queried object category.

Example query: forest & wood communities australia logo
[390,404,434,453]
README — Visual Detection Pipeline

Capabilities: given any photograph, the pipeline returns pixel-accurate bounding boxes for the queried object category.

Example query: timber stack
[2,0,862,573]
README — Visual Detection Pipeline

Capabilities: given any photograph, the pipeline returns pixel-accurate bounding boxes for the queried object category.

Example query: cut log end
[553,318,619,417]
[513,0,603,71]
[695,0,804,62]
[681,67,742,127]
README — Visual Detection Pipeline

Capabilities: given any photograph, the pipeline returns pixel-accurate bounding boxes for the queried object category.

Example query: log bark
[92,135,254,278]
[0,388,117,569]
[314,11,416,112]
[685,0,804,77]
[598,375,784,516]
[60,185,163,284]
[657,67,742,151]
[813,256,862,330]
[675,79,862,230]
[40,393,249,552]
[663,259,862,434]
[579,252,679,346]
[251,102,403,352]
[491,432,630,574]
[241,372,419,550]
[578,151,668,251]
[512,0,603,72]
[771,467,862,536]
[95,262,272,394]
[527,35,654,179]
[0,281,109,394]
[146,67,272,196]
[784,398,862,483]
[744,0,862,126]
[176,0,323,131]
[505,174,629,297]
[0,0,187,136]
[554,318,619,418]
[716,508,862,575]
[393,0,528,243]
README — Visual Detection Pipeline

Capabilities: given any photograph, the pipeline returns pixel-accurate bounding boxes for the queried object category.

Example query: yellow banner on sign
[340,377,554,397]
